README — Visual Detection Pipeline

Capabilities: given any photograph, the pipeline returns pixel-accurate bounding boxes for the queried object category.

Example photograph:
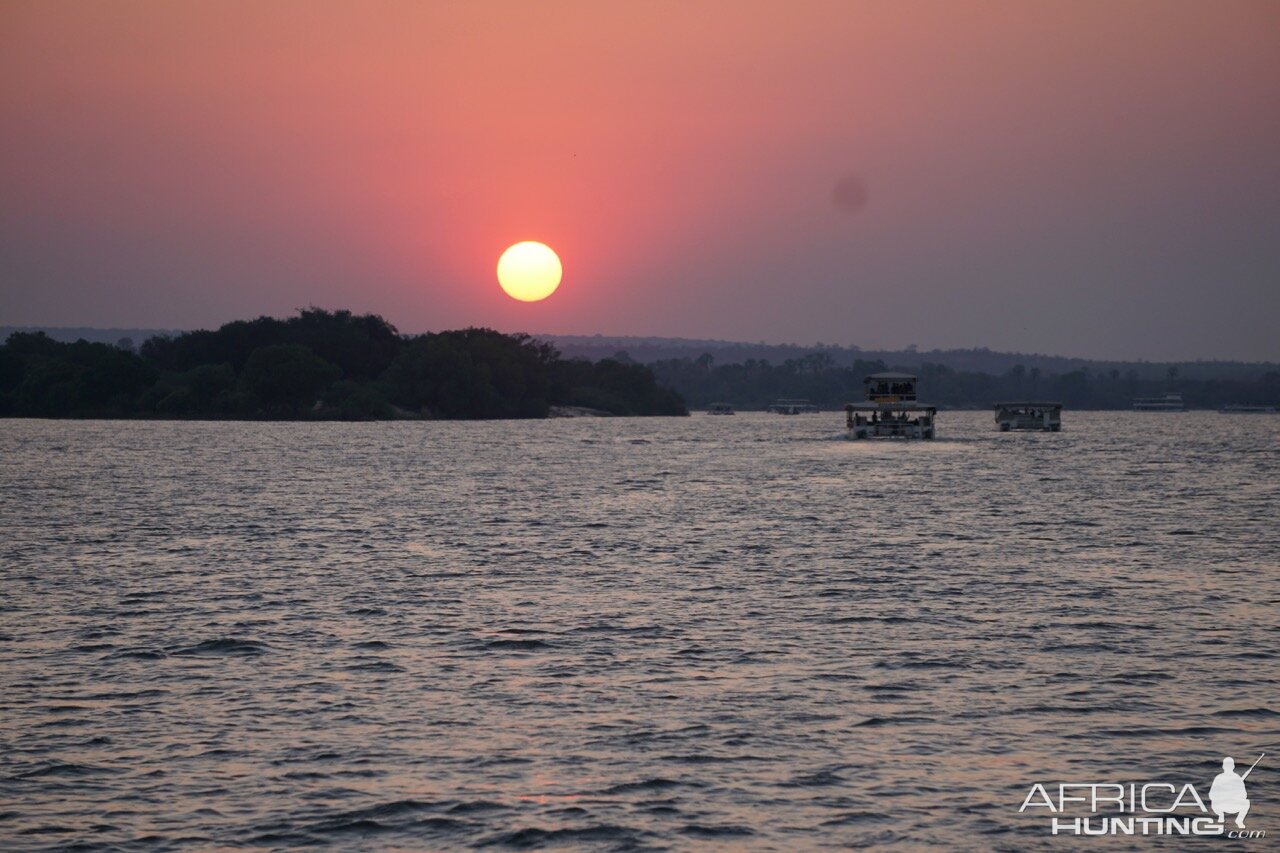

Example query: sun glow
[497,241,562,302]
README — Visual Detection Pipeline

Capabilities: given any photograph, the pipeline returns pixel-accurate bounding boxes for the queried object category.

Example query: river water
[1,412,1277,850]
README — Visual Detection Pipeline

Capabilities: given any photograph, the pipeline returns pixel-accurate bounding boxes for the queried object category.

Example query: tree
[324,380,393,420]
[240,344,340,416]
[383,329,555,418]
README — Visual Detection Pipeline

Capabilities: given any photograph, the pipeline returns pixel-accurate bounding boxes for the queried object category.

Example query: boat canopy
[846,402,937,412]
[994,401,1063,410]
[864,373,918,403]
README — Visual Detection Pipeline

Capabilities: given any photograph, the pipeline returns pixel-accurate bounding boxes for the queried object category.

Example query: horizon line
[4,322,1278,367]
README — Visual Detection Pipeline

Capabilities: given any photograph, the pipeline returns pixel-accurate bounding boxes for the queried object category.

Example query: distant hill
[543,334,1279,382]
[6,326,1276,381]
[1,326,184,349]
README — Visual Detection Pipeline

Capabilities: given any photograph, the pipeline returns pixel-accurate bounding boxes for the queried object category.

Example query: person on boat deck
[1210,757,1250,828]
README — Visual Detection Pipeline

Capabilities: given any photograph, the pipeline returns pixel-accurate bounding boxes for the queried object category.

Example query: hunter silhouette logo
[1211,755,1261,829]
[1018,752,1266,838]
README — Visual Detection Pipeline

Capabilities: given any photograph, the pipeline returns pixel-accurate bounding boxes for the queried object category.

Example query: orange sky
[2,1,1278,359]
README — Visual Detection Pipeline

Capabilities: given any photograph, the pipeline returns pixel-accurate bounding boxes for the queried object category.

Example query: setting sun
[497,241,562,302]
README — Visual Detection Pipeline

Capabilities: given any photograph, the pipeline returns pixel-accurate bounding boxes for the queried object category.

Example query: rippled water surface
[2,413,1278,850]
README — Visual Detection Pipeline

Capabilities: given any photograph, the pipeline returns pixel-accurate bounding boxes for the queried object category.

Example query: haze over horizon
[3,1,1279,361]
[8,320,1280,369]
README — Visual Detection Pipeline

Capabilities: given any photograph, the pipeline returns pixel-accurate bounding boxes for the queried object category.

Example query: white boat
[1133,393,1185,411]
[1220,403,1278,414]
[707,402,735,415]
[994,402,1062,432]
[845,373,936,439]
[768,398,819,414]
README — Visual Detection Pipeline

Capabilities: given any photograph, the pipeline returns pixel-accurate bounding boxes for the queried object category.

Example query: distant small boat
[707,402,735,415]
[1133,393,1185,411]
[768,399,819,414]
[1220,403,1278,414]
[994,402,1062,432]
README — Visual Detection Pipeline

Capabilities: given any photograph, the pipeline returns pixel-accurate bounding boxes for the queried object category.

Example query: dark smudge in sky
[831,175,869,216]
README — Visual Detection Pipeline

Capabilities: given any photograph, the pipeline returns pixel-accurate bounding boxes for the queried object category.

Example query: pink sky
[2,1,1278,360]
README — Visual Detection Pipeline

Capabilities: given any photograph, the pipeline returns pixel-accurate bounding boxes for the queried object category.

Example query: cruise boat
[1220,403,1278,414]
[707,402,735,415]
[768,399,820,414]
[994,402,1062,432]
[845,373,936,439]
[1133,393,1185,411]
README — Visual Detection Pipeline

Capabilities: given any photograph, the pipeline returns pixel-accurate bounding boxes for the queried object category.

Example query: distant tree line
[0,309,687,419]
[551,337,1278,383]
[649,353,1280,410]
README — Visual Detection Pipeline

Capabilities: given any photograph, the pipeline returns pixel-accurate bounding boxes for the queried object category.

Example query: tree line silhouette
[0,309,687,419]
[647,353,1280,410]
[5,311,1276,419]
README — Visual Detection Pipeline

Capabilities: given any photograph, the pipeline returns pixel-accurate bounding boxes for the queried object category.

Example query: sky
[2,1,1278,361]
